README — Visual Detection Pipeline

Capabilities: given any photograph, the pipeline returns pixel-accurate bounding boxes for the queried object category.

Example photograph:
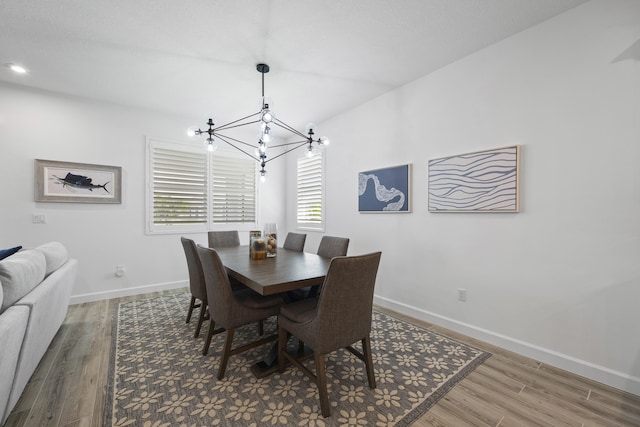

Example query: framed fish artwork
[34,159,122,203]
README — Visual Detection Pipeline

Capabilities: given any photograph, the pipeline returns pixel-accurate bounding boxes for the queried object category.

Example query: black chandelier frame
[190,63,328,179]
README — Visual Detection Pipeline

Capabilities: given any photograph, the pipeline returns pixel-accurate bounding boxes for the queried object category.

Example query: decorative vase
[264,223,277,257]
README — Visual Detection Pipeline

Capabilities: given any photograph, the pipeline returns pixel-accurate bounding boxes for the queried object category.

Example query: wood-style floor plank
[5,291,640,427]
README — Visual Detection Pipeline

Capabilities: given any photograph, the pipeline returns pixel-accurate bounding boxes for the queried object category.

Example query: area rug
[105,292,490,426]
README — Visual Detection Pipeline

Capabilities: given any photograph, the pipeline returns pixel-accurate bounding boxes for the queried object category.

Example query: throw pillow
[0,246,22,261]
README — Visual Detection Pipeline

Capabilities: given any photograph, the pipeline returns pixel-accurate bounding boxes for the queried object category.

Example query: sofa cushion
[0,246,22,261]
[0,250,46,313]
[0,282,3,312]
[35,242,69,277]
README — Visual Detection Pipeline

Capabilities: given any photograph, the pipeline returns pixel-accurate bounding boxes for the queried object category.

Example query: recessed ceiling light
[7,63,28,74]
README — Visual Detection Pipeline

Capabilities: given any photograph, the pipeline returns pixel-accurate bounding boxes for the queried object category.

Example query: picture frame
[428,145,520,212]
[358,164,411,213]
[34,159,122,204]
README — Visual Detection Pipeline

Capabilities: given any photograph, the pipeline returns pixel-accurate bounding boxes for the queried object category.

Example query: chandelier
[188,63,329,182]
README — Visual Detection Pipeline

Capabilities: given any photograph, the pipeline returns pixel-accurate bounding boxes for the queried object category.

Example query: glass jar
[264,223,277,257]
[249,230,262,258]
[250,233,267,259]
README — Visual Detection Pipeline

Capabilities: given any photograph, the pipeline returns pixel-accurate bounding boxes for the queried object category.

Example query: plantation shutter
[296,152,324,229]
[151,146,208,226]
[212,154,256,224]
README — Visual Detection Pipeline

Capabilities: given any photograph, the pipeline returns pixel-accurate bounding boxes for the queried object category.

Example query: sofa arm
[8,258,77,415]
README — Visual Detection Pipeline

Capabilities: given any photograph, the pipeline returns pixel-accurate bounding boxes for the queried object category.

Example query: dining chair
[304,236,350,298]
[283,232,306,252]
[180,237,208,338]
[207,229,247,292]
[208,230,240,248]
[316,235,349,258]
[277,251,382,417]
[196,245,285,380]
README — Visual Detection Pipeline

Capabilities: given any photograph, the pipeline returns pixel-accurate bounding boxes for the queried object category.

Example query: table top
[215,246,332,296]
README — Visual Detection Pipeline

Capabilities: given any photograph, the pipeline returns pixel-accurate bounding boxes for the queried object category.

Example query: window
[147,138,257,234]
[211,155,256,224]
[296,151,324,231]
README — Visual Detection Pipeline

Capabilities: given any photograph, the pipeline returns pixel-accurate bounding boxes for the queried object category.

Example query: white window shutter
[212,154,257,224]
[151,145,208,227]
[296,152,324,230]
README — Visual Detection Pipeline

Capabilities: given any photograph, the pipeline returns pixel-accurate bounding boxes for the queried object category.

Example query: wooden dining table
[215,245,332,296]
[214,245,331,377]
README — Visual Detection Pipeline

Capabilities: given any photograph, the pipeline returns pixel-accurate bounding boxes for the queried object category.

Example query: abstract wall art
[358,164,411,213]
[428,146,520,212]
[35,159,122,203]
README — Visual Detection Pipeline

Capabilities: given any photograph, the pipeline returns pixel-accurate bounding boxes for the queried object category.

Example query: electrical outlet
[32,214,47,224]
[457,288,467,302]
[115,265,126,277]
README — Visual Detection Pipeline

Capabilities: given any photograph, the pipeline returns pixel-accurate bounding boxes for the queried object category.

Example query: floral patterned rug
[105,292,490,426]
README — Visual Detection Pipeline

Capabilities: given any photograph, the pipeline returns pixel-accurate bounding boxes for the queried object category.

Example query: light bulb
[205,138,217,152]
[260,170,267,183]
[306,145,315,158]
[305,122,316,135]
[261,110,273,123]
[187,126,200,138]
[262,128,271,143]
[320,136,330,146]
[9,64,27,74]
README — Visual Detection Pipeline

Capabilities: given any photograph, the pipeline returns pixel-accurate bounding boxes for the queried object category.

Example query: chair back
[196,245,234,324]
[180,237,207,301]
[316,236,349,258]
[314,252,381,353]
[283,232,306,252]
[208,230,240,248]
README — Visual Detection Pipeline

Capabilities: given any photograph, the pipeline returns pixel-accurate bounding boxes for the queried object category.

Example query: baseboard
[70,281,187,305]
[374,295,640,397]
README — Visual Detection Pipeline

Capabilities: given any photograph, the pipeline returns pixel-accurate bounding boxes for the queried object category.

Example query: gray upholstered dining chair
[316,236,349,258]
[197,245,285,380]
[283,232,306,252]
[277,251,382,417]
[304,236,350,298]
[180,237,208,338]
[207,229,247,293]
[208,230,241,248]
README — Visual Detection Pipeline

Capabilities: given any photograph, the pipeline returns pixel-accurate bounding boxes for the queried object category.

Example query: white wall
[0,85,286,301]
[2,0,638,397]
[286,0,640,394]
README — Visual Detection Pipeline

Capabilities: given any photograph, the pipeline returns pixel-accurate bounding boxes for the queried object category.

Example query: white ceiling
[0,0,587,131]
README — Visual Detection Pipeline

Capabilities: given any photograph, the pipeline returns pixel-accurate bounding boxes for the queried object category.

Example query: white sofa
[0,242,77,425]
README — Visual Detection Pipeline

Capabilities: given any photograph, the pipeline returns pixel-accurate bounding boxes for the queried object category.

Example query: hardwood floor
[5,289,640,426]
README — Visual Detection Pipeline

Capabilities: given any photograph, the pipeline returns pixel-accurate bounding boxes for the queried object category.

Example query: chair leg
[278,327,288,373]
[218,328,235,380]
[186,296,196,323]
[202,319,225,356]
[314,353,331,418]
[194,302,207,338]
[258,319,264,336]
[362,336,376,389]
[202,319,215,355]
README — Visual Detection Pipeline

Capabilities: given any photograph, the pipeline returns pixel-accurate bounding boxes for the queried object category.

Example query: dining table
[214,245,332,377]
[215,245,332,296]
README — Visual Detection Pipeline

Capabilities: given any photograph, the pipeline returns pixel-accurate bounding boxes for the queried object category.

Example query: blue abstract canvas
[358,164,411,212]
[428,146,520,212]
